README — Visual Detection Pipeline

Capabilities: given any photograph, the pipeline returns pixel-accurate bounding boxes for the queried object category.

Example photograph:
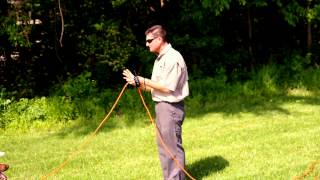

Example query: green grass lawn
[1,88,320,180]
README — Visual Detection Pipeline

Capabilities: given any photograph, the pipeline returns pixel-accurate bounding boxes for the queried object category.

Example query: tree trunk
[307,20,312,51]
[247,7,255,69]
[307,2,312,52]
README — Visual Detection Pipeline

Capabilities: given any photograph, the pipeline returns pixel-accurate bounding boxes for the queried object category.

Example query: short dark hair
[145,25,167,42]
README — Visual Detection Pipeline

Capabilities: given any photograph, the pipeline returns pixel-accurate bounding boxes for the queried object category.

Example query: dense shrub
[1,66,319,132]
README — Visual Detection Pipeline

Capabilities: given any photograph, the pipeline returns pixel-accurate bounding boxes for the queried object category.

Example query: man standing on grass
[123,25,189,180]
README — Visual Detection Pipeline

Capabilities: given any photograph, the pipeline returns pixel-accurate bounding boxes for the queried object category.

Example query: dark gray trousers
[155,101,185,180]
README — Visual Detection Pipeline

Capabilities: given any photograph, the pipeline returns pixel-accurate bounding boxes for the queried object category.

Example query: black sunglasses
[146,38,156,44]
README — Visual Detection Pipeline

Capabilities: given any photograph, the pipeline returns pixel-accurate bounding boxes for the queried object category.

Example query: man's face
[146,33,161,53]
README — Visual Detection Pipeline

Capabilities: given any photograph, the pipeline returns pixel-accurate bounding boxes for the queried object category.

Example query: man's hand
[122,69,136,86]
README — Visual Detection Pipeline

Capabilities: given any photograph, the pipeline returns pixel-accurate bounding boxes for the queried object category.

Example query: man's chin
[149,49,157,53]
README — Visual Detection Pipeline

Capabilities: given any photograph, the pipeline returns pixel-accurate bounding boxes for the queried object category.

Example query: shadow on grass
[55,113,152,137]
[187,155,229,180]
[55,93,320,137]
[186,94,320,119]
[54,83,320,137]
[55,89,155,137]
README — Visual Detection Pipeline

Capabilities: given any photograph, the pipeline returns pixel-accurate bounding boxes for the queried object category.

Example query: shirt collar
[156,43,172,61]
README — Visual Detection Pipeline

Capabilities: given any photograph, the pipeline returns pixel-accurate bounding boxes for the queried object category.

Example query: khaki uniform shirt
[151,44,189,103]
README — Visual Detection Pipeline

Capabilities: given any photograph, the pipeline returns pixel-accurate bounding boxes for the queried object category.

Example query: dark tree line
[1,0,320,98]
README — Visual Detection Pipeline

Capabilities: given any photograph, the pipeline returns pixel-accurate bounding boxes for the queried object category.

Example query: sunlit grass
[1,88,320,180]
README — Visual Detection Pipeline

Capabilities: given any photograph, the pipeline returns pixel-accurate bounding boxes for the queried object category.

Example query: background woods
[1,1,320,179]
[1,0,320,130]
[1,0,320,97]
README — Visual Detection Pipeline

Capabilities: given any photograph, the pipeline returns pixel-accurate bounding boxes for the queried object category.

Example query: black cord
[133,69,140,87]
[134,76,140,87]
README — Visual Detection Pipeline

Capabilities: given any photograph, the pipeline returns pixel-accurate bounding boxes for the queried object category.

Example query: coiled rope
[40,83,195,180]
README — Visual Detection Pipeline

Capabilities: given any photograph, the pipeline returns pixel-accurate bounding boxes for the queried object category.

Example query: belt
[156,101,184,105]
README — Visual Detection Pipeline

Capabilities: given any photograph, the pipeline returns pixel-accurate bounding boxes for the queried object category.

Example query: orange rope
[137,88,196,180]
[40,83,129,180]
[40,83,195,180]
[292,160,320,180]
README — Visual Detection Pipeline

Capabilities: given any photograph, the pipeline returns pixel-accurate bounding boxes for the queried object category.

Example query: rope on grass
[40,83,129,180]
[292,160,320,180]
[40,82,195,180]
[137,88,196,180]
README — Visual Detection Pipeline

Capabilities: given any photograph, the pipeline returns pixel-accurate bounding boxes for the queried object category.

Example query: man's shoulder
[168,46,182,55]
[164,46,183,61]
[165,46,186,68]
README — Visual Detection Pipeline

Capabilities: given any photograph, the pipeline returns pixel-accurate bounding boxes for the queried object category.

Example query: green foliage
[130,46,155,77]
[244,64,281,97]
[5,23,31,48]
[55,71,97,98]
[186,64,320,115]
[299,68,320,90]
[238,0,268,7]
[3,0,320,131]
[201,0,268,15]
[280,51,312,86]
[0,88,12,128]
[201,0,232,15]
[173,34,224,50]
[111,0,127,7]
[189,73,228,100]
[79,22,135,71]
[2,0,320,99]
[278,0,320,25]
[0,72,101,130]
[1,97,47,130]
[52,71,104,121]
[46,95,76,121]
[0,1,34,48]
[118,88,153,122]
[187,74,228,115]
[280,1,306,26]
[1,65,320,131]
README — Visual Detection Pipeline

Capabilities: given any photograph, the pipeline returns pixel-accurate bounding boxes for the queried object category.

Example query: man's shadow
[186,155,229,180]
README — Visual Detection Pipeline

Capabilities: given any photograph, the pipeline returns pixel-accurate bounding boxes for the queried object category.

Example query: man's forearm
[138,76,171,93]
